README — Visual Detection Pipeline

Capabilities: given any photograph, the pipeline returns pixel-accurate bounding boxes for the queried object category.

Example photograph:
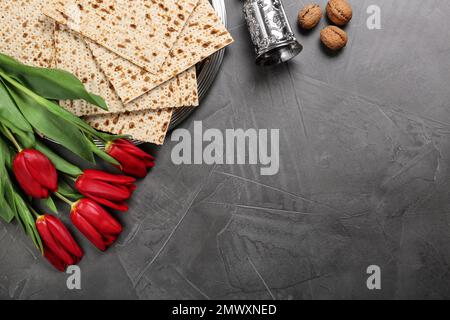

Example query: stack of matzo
[0,0,233,144]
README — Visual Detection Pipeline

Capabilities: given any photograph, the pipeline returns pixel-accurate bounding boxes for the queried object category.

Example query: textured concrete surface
[2,0,450,299]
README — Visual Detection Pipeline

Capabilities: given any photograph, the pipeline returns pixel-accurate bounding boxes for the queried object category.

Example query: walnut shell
[320,26,348,50]
[298,4,322,30]
[326,0,353,26]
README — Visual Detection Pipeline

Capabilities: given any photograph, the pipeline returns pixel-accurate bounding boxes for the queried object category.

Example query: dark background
[2,0,450,299]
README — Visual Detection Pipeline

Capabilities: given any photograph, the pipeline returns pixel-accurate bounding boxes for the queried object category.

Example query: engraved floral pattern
[243,0,296,56]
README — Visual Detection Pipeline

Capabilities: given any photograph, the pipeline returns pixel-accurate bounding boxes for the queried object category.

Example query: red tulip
[75,169,136,212]
[36,215,83,272]
[70,198,122,251]
[13,149,58,198]
[106,139,155,178]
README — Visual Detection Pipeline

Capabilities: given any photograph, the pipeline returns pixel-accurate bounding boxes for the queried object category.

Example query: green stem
[26,204,40,219]
[54,192,74,207]
[87,131,106,144]
[64,174,78,182]
[1,124,22,151]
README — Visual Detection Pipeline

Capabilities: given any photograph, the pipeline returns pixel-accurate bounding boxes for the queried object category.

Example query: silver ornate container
[243,0,302,66]
[244,0,303,65]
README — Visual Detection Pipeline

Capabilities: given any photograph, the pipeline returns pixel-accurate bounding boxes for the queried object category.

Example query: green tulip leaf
[13,130,36,150]
[7,85,95,163]
[0,165,14,223]
[0,135,11,166]
[0,53,107,110]
[41,196,58,214]
[0,196,15,223]
[0,81,32,132]
[0,185,15,223]
[0,70,118,143]
[58,180,83,201]
[13,192,43,253]
[0,121,35,151]
[36,141,83,177]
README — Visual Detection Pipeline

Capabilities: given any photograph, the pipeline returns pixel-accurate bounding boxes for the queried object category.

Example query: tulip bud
[13,149,58,199]
[75,169,136,212]
[36,215,84,272]
[106,139,155,178]
[70,198,122,251]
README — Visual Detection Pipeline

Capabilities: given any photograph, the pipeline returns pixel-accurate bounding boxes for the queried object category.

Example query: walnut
[320,26,348,50]
[298,4,322,30]
[326,0,353,26]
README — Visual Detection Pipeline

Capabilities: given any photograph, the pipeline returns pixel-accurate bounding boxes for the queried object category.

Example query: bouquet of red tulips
[0,53,156,271]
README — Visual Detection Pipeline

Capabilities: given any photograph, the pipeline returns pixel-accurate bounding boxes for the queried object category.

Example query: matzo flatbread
[52,23,193,144]
[43,0,198,74]
[87,0,233,104]
[83,67,198,145]
[84,108,174,145]
[0,0,55,67]
[178,66,199,107]
[55,25,197,116]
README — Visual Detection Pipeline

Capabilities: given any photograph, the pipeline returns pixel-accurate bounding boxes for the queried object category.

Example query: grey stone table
[2,0,450,300]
